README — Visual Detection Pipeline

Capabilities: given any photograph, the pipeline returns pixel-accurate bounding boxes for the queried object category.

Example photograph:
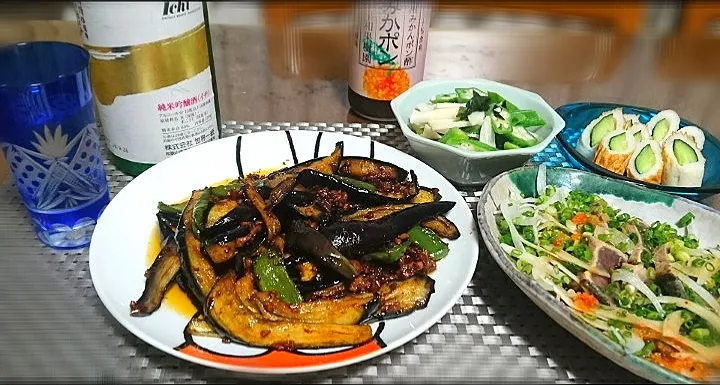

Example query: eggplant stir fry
[129,142,460,350]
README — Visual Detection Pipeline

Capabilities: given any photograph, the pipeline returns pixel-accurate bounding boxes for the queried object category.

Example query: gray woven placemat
[0,122,646,384]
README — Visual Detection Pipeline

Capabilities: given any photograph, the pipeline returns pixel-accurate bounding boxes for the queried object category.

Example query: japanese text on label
[357,1,424,69]
[156,90,217,156]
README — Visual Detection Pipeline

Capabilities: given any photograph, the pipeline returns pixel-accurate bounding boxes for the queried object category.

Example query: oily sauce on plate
[144,171,283,318]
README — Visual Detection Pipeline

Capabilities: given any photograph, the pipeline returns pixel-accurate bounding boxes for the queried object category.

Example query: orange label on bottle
[348,1,432,101]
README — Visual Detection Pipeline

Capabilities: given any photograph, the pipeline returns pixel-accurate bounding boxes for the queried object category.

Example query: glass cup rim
[0,40,90,88]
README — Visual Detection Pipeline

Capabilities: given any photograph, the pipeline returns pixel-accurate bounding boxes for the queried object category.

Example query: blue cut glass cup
[0,41,110,249]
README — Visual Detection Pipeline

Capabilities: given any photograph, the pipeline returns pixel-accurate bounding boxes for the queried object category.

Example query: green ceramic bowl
[477,165,720,384]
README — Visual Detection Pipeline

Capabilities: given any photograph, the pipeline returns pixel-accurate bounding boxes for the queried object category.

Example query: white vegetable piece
[414,102,435,112]
[467,111,485,126]
[409,107,461,124]
[624,332,646,354]
[672,268,720,315]
[420,124,441,140]
[657,296,720,332]
[433,102,466,110]
[479,116,495,147]
[427,119,471,134]
[611,269,665,316]
[536,163,547,196]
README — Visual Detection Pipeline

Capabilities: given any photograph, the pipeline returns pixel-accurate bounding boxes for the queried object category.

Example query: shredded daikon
[662,310,684,337]
[500,202,526,253]
[671,262,716,286]
[536,163,547,198]
[660,327,720,365]
[533,255,557,291]
[591,306,665,333]
[565,220,578,234]
[549,259,580,284]
[500,244,566,292]
[520,240,597,274]
[572,309,611,331]
[625,332,646,354]
[611,269,665,316]
[538,212,573,233]
[657,296,720,333]
[672,268,720,315]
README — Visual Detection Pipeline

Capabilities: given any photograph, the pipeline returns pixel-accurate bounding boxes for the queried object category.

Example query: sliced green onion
[677,212,695,228]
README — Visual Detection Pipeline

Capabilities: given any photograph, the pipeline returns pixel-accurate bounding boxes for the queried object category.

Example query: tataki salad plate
[478,165,720,383]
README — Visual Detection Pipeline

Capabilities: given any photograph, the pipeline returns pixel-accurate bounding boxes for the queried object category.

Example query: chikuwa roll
[626,139,664,184]
[593,129,637,175]
[628,123,649,143]
[661,132,706,187]
[578,108,625,159]
[647,109,680,143]
[623,114,641,130]
[677,125,705,151]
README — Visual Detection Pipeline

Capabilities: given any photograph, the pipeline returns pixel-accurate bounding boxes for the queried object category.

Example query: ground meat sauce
[397,246,436,279]
[368,178,417,199]
[393,233,409,244]
[313,188,357,214]
[348,245,436,293]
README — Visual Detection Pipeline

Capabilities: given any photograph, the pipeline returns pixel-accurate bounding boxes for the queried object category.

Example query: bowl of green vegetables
[390,78,566,186]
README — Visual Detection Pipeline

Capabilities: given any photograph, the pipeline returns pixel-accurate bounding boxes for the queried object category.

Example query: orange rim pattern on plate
[174,322,387,369]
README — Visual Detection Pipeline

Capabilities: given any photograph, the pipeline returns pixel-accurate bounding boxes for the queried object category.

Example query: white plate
[89,130,479,374]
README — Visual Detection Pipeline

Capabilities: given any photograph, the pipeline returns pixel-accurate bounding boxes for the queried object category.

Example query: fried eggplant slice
[205,199,239,228]
[337,156,409,182]
[251,290,379,325]
[185,312,219,338]
[296,169,419,205]
[245,178,283,251]
[411,187,441,203]
[177,190,218,304]
[286,219,358,280]
[421,215,460,240]
[129,235,181,317]
[321,201,456,257]
[204,221,265,264]
[264,141,344,189]
[341,204,415,222]
[341,205,458,239]
[204,272,374,350]
[372,275,435,321]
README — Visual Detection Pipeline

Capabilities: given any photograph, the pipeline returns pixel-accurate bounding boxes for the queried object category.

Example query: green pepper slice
[503,125,538,148]
[209,182,244,198]
[158,201,186,215]
[191,188,211,239]
[365,241,411,264]
[408,225,450,261]
[254,247,303,304]
[336,175,377,192]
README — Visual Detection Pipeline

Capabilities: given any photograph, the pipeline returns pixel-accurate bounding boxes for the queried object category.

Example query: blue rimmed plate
[555,102,720,201]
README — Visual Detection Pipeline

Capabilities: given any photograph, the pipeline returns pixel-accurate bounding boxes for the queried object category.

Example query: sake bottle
[347,1,433,121]
[73,1,222,176]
